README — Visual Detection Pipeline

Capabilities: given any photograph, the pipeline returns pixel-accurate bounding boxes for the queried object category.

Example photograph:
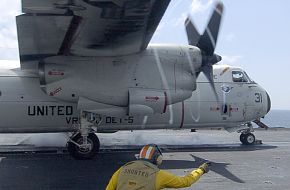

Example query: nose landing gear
[240,133,255,145]
[239,122,256,145]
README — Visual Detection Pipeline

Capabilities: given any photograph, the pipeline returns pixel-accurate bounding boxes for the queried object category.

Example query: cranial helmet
[139,144,163,165]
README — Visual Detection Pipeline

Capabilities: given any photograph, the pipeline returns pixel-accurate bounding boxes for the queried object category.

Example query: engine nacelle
[128,88,193,115]
[39,45,202,116]
[129,89,167,115]
[39,61,68,95]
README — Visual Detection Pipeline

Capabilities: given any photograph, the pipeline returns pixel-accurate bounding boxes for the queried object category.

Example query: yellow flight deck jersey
[106,160,204,190]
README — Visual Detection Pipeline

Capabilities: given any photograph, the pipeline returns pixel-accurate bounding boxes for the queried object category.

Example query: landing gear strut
[67,111,100,159]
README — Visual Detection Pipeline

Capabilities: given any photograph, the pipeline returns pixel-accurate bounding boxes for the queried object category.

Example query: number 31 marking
[255,93,263,103]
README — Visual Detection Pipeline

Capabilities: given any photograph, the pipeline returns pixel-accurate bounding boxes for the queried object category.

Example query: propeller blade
[185,17,200,46]
[185,1,224,102]
[202,65,219,101]
[198,1,224,56]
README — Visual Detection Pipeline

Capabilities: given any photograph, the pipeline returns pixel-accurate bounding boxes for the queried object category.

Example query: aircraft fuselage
[0,64,270,133]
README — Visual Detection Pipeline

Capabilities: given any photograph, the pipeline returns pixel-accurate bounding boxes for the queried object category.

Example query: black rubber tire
[240,134,247,144]
[67,133,100,160]
[240,133,255,145]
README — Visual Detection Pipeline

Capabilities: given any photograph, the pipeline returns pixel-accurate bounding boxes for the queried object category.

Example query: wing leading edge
[17,0,171,70]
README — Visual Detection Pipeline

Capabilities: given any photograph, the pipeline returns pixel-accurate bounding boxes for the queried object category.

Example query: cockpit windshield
[232,71,249,83]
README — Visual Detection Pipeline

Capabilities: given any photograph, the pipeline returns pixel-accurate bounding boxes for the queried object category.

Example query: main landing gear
[67,111,100,159]
[239,122,256,145]
[67,132,100,159]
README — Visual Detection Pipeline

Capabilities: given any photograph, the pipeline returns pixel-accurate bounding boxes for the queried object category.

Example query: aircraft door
[220,70,249,122]
[220,84,230,117]
[219,84,245,122]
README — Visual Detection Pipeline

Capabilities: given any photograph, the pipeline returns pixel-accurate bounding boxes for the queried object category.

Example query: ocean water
[262,110,290,128]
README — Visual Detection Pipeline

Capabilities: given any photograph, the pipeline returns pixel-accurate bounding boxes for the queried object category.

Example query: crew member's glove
[199,162,211,173]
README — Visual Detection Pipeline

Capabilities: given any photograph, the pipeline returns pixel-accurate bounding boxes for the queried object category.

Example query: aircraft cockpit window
[232,71,248,83]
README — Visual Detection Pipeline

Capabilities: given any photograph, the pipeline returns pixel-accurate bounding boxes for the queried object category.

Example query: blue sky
[0,0,289,110]
[151,0,290,110]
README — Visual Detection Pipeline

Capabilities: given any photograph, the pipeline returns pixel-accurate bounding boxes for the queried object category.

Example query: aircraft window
[232,71,248,83]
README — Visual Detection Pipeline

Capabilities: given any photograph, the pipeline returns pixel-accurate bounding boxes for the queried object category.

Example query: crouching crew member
[106,144,210,190]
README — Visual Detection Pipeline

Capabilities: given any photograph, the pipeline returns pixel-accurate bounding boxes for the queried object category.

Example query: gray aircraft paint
[0,65,269,133]
[7,1,270,159]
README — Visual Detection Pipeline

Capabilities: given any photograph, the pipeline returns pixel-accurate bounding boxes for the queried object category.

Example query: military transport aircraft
[0,0,270,159]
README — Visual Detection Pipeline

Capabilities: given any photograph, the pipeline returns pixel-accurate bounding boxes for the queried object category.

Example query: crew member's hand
[199,162,211,173]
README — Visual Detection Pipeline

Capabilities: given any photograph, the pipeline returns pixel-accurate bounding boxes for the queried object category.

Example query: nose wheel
[67,133,100,159]
[240,133,255,145]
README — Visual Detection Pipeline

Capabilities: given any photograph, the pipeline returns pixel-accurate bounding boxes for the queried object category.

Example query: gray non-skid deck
[0,129,289,190]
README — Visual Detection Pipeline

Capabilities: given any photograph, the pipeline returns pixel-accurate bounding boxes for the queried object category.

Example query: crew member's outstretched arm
[156,168,204,189]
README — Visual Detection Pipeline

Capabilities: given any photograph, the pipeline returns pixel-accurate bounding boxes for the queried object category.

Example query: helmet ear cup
[156,155,163,166]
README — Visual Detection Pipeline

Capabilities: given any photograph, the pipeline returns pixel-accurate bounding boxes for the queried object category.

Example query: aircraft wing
[17,0,171,69]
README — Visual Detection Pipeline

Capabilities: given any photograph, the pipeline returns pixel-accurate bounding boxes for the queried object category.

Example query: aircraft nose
[266,92,271,113]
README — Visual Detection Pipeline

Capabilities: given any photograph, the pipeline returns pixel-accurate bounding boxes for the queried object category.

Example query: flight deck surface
[0,129,289,190]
